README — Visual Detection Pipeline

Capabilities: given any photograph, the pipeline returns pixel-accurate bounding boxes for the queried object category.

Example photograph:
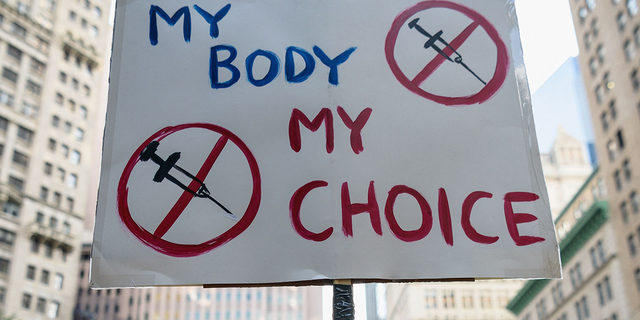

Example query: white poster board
[92,0,561,287]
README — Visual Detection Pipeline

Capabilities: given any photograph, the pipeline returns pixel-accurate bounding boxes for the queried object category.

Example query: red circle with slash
[385,0,509,106]
[117,123,261,257]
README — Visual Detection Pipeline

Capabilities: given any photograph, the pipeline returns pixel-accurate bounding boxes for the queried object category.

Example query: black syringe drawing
[139,140,237,221]
[407,18,486,85]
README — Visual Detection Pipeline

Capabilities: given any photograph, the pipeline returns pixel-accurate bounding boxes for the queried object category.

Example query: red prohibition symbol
[385,0,509,106]
[117,123,261,257]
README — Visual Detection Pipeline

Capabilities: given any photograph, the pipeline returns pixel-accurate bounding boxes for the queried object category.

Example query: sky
[322,1,583,319]
[515,0,580,93]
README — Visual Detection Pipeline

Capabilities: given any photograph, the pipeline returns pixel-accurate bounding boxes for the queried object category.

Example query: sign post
[333,280,354,320]
[92,0,560,288]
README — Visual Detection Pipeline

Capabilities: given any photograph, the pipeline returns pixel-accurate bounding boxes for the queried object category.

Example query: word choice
[290,181,545,246]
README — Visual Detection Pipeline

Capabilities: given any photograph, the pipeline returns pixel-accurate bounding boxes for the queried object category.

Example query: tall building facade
[75,241,324,320]
[0,0,113,319]
[385,129,592,320]
[507,168,625,320]
[567,0,640,318]
[541,125,594,218]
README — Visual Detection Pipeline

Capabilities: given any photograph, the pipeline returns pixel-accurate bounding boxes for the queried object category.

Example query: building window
[63,222,70,234]
[51,115,60,127]
[44,241,53,257]
[609,100,617,119]
[0,91,13,107]
[604,276,613,300]
[442,291,455,308]
[36,37,49,54]
[49,217,58,229]
[80,106,88,118]
[587,0,596,10]
[629,0,639,15]
[12,151,29,168]
[75,128,84,141]
[0,117,7,132]
[67,197,74,213]
[48,139,56,151]
[26,265,35,280]
[36,212,44,224]
[17,2,29,15]
[635,268,640,291]
[8,176,23,192]
[84,85,91,97]
[633,69,640,91]
[11,22,26,38]
[618,11,628,30]
[48,301,60,318]
[584,32,591,49]
[589,57,598,75]
[30,58,46,76]
[626,39,637,60]
[36,297,46,313]
[63,122,71,133]
[57,168,65,183]
[424,290,436,308]
[30,236,39,253]
[53,192,61,208]
[601,112,608,131]
[70,150,81,164]
[575,296,590,320]
[607,140,618,161]
[615,170,623,191]
[0,228,15,246]
[535,299,548,320]
[623,159,632,181]
[22,293,32,309]
[590,247,599,268]
[2,199,19,217]
[595,84,604,103]
[61,144,69,158]
[68,174,77,188]
[41,269,50,284]
[90,26,99,38]
[17,126,34,144]
[629,234,637,256]
[2,68,18,83]
[597,44,606,62]
[40,187,49,201]
[631,191,640,213]
[460,291,472,308]
[26,80,41,95]
[7,45,22,61]
[570,263,583,288]
[579,7,588,22]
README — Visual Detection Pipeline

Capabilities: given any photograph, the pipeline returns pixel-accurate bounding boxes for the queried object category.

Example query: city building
[75,240,324,320]
[0,0,113,319]
[541,125,594,218]
[566,0,640,317]
[385,129,592,320]
[506,168,624,320]
[531,57,597,166]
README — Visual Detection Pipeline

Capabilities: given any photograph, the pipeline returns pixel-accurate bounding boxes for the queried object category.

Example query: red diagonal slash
[411,21,480,86]
[154,136,229,237]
